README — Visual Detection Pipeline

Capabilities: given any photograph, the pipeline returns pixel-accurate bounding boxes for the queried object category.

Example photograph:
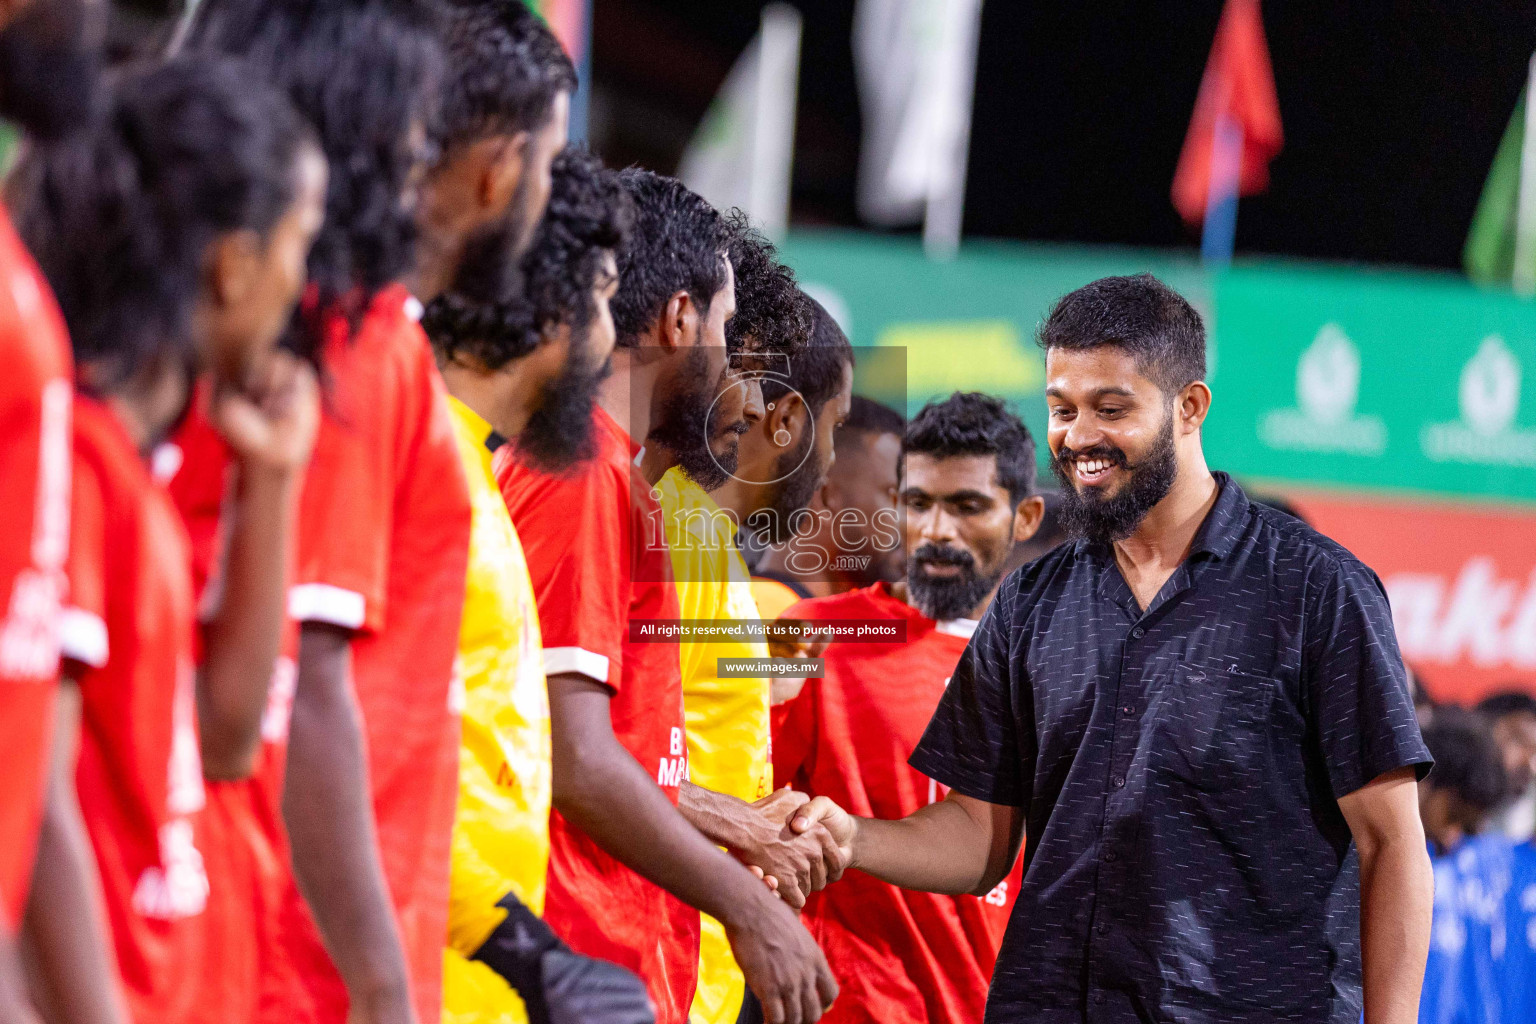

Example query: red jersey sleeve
[290,328,398,635]
[495,453,629,689]
[59,454,108,670]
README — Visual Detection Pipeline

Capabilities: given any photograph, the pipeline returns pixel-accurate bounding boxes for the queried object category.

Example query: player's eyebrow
[1045,385,1138,401]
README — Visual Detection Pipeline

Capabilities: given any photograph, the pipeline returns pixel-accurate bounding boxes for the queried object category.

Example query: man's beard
[650,347,735,491]
[0,0,100,143]
[744,432,825,546]
[516,330,612,473]
[906,543,1005,622]
[1052,408,1179,545]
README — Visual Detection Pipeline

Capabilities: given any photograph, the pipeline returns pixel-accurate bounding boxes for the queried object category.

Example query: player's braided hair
[424,146,630,370]
[14,56,314,388]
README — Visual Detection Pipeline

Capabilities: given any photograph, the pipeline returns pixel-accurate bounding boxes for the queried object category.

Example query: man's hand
[789,796,856,871]
[723,891,838,1024]
[211,350,319,474]
[680,785,846,910]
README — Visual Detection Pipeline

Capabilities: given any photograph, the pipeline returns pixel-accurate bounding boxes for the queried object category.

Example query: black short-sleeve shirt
[909,473,1431,1024]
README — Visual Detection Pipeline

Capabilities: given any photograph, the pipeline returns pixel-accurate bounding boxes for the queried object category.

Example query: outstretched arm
[791,790,1023,897]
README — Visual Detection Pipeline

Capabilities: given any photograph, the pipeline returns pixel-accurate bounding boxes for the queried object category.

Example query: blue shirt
[910,473,1432,1024]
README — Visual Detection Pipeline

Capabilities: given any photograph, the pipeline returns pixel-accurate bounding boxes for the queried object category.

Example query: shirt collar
[1188,471,1249,562]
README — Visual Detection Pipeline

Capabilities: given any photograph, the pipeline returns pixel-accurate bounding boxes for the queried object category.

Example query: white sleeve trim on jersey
[543,646,610,684]
[288,583,367,630]
[935,617,980,639]
[58,607,109,668]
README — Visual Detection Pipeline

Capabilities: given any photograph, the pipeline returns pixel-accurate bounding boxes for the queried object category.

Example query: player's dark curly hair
[433,0,575,152]
[903,392,1037,504]
[424,147,629,369]
[186,0,443,333]
[760,295,852,418]
[723,211,809,358]
[14,56,315,389]
[1423,709,1508,814]
[610,168,728,347]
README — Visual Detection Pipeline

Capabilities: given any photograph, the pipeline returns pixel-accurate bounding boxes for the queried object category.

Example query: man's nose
[742,378,765,425]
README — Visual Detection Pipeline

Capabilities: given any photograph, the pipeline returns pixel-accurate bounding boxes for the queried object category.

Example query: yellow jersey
[655,469,772,1024]
[442,397,553,1024]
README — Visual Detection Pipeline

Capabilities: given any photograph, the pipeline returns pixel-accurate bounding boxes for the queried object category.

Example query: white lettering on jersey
[984,880,1009,907]
[131,819,208,920]
[0,379,69,680]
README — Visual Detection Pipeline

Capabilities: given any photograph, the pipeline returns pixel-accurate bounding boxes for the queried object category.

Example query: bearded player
[425,146,655,1024]
[772,393,1040,1024]
[498,171,839,1024]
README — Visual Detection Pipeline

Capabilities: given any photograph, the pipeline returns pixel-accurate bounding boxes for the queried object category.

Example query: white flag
[678,4,803,239]
[853,0,984,257]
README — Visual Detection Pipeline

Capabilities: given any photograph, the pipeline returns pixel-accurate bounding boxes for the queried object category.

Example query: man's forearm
[1358,836,1433,1024]
[843,799,999,895]
[21,684,126,1024]
[198,464,297,780]
[283,624,412,1012]
[678,781,759,851]
[555,742,772,929]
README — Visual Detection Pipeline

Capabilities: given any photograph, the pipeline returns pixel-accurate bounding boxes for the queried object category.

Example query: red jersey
[60,395,208,1024]
[0,203,71,930]
[495,407,700,1024]
[272,286,471,1024]
[163,397,296,1024]
[773,583,1022,1024]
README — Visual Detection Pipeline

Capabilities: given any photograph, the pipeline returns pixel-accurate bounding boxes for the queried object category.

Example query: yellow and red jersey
[496,407,700,1024]
[270,286,472,1024]
[442,396,552,1024]
[0,202,71,932]
[61,395,208,1024]
[773,583,1022,1024]
[654,468,770,1024]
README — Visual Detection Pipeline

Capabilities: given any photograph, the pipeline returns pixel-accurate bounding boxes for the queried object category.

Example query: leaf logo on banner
[1297,323,1361,426]
[1460,336,1522,438]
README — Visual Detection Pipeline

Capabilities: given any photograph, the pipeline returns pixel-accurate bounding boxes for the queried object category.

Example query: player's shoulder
[0,208,70,389]
[1244,498,1377,593]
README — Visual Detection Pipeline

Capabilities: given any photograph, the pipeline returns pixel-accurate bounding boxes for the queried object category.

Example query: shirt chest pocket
[1150,663,1276,790]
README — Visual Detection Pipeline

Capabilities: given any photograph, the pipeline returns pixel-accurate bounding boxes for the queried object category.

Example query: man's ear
[657,290,697,353]
[1179,381,1212,434]
[208,229,262,309]
[767,390,806,442]
[479,132,528,212]
[1012,494,1045,543]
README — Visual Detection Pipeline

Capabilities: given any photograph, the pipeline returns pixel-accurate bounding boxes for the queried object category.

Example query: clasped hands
[732,787,850,910]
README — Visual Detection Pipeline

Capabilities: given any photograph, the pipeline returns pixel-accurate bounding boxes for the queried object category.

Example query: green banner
[780,230,1536,506]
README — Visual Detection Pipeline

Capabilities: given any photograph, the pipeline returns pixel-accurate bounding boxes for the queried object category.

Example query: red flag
[1171,0,1283,226]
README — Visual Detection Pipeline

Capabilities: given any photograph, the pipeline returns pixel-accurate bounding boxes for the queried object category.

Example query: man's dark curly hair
[424,146,630,370]
[186,0,443,329]
[903,392,1037,505]
[15,56,314,389]
[609,168,728,347]
[433,0,576,152]
[723,211,809,358]
[760,295,852,419]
